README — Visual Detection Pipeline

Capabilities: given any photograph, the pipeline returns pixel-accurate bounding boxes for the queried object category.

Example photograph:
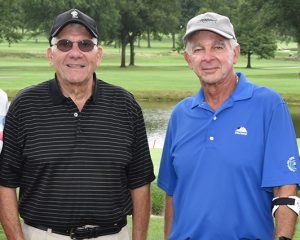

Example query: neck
[202,74,238,112]
[59,80,94,111]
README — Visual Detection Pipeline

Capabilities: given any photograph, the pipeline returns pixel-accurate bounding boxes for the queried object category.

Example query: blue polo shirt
[157,72,300,240]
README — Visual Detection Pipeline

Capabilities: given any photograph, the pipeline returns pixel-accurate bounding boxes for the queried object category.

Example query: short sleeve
[126,99,155,189]
[0,100,23,188]
[262,101,300,188]
[157,117,177,195]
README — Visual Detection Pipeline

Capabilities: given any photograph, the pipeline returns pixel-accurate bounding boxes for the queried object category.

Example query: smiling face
[184,30,239,86]
[47,24,102,88]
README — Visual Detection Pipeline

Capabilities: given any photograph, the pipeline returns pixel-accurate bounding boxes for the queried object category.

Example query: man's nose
[69,42,83,56]
[202,49,215,61]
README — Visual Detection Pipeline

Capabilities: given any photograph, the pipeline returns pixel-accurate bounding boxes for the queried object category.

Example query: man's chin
[200,76,220,85]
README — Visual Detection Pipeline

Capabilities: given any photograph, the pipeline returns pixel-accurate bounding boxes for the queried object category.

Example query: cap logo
[71,10,79,19]
[198,18,216,24]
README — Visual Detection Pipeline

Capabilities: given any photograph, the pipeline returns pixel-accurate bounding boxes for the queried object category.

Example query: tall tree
[21,0,62,38]
[116,0,146,67]
[174,0,202,52]
[115,0,182,67]
[235,0,277,68]
[197,0,239,19]
[71,1,119,43]
[157,0,181,49]
[180,0,201,28]
[262,0,300,59]
[142,0,181,49]
[21,0,119,43]
[0,0,23,45]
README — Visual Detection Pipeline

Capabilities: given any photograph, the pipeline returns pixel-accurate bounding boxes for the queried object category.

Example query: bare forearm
[131,184,151,240]
[0,186,24,240]
[274,205,297,238]
[273,184,298,239]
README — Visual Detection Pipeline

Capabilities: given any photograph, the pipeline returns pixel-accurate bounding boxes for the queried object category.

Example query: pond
[141,101,300,149]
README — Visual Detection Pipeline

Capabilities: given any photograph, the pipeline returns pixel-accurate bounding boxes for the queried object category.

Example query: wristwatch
[277,237,291,240]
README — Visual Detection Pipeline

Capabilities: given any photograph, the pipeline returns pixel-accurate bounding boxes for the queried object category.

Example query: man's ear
[184,51,193,69]
[47,47,54,66]
[233,45,240,65]
[96,47,103,67]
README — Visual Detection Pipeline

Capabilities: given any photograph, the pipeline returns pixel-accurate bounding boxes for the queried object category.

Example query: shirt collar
[191,72,254,109]
[49,73,99,105]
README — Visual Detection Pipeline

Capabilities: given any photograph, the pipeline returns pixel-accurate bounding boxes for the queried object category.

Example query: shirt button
[74,112,78,117]
[213,116,217,120]
[209,136,214,141]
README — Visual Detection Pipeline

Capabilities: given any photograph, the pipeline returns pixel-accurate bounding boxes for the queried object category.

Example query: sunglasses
[51,38,97,52]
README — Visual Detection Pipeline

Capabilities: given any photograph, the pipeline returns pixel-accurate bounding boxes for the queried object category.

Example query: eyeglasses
[51,38,97,52]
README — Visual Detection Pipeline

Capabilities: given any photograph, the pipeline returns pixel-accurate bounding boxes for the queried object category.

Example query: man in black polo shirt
[0,9,155,240]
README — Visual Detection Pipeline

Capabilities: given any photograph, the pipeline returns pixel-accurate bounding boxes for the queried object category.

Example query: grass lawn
[0,38,300,103]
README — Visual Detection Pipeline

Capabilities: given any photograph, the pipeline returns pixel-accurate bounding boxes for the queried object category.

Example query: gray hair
[229,39,239,49]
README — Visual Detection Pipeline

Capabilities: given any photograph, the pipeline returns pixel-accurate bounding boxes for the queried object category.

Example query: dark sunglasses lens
[56,39,73,52]
[78,40,95,52]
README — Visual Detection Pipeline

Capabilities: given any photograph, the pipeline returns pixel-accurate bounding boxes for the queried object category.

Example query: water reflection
[141,101,300,149]
[140,101,174,149]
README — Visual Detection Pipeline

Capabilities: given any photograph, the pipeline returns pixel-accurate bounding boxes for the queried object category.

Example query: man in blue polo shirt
[158,12,300,240]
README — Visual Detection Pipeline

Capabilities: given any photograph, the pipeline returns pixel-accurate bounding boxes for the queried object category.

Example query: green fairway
[0,38,300,103]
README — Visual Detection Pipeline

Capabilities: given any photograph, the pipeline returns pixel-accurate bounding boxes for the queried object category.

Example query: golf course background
[0,37,299,239]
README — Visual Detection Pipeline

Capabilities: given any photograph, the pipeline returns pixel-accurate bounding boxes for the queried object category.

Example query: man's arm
[130,184,151,240]
[0,186,24,240]
[273,184,298,239]
[164,194,174,240]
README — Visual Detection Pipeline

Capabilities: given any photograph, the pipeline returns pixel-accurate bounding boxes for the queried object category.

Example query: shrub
[151,183,165,215]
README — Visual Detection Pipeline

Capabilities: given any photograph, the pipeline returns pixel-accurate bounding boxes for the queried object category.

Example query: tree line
[0,0,299,68]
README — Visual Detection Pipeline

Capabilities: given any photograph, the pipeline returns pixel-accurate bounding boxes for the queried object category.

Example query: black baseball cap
[49,9,99,44]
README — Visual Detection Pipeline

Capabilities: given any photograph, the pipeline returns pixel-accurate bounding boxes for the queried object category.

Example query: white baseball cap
[183,12,236,42]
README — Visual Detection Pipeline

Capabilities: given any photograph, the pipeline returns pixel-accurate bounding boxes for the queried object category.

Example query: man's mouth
[66,64,85,68]
[202,67,217,72]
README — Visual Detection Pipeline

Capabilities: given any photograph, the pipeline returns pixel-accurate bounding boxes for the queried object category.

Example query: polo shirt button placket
[207,114,217,146]
[211,116,217,140]
[73,112,82,134]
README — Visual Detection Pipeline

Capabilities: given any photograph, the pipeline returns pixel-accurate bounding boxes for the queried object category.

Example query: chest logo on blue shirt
[287,156,297,172]
[235,126,248,136]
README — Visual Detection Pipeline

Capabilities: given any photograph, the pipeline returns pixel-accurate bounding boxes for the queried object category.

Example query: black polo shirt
[0,75,155,227]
